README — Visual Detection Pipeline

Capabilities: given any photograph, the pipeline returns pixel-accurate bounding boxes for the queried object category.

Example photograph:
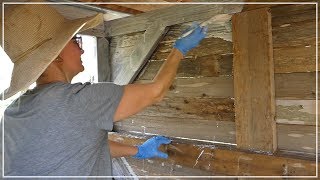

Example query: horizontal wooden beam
[105,4,243,37]
[115,116,318,154]
[135,72,318,100]
[109,133,317,176]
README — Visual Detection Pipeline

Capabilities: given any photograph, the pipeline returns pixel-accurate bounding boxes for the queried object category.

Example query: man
[2,3,206,177]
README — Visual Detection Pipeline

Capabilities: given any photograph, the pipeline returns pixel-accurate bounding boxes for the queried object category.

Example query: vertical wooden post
[97,37,111,82]
[232,8,276,153]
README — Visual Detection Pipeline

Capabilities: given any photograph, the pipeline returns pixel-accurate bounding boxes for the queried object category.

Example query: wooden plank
[275,72,316,99]
[97,37,111,82]
[135,76,234,98]
[109,133,318,176]
[134,96,235,122]
[131,4,316,74]
[135,72,317,100]
[137,54,233,80]
[105,4,243,37]
[232,8,276,152]
[277,124,317,154]
[117,94,316,126]
[276,100,317,126]
[114,116,237,144]
[115,118,318,154]
[123,157,216,177]
[113,23,169,85]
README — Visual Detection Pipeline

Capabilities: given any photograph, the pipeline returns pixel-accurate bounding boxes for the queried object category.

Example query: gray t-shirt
[3,82,124,177]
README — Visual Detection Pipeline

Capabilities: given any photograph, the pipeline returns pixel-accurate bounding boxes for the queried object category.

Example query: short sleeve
[70,82,124,131]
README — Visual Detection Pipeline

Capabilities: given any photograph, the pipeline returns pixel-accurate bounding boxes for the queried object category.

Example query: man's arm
[113,24,207,122]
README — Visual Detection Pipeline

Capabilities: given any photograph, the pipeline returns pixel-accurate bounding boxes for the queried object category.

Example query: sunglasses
[72,36,83,50]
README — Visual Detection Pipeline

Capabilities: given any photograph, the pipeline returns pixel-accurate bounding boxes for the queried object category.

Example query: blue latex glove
[133,136,171,159]
[174,22,207,56]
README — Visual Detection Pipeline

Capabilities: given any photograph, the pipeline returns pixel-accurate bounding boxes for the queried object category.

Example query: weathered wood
[117,94,316,126]
[135,76,234,98]
[137,54,233,80]
[112,23,169,85]
[134,96,235,122]
[115,116,237,144]
[277,124,318,154]
[275,72,317,99]
[123,157,216,177]
[276,100,317,126]
[105,4,243,37]
[115,117,318,154]
[109,133,317,176]
[97,37,111,82]
[232,8,276,152]
[135,72,318,100]
[129,4,317,74]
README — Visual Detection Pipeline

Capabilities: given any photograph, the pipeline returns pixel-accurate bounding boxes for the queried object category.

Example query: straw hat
[1,2,103,99]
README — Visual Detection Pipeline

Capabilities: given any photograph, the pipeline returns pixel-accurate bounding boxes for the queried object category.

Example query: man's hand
[133,136,171,159]
[174,22,207,56]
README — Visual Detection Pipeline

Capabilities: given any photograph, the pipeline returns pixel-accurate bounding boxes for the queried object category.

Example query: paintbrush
[181,14,232,38]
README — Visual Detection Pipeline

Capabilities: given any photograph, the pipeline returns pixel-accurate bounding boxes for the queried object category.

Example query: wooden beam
[114,116,317,154]
[135,72,318,100]
[105,4,243,37]
[232,8,276,153]
[113,23,169,85]
[97,37,111,82]
[109,133,317,176]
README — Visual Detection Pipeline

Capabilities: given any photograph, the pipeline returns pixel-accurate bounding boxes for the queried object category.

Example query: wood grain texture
[114,118,318,154]
[105,4,243,37]
[129,4,317,74]
[233,8,276,152]
[109,133,318,176]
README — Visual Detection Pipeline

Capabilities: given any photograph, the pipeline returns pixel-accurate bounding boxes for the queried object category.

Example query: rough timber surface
[109,133,317,176]
[105,4,243,37]
[108,4,318,172]
[232,8,276,152]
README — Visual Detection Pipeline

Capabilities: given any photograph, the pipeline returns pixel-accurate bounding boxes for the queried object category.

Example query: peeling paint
[288,133,304,138]
[292,163,305,168]
[302,146,314,150]
[179,82,210,88]
[276,102,316,125]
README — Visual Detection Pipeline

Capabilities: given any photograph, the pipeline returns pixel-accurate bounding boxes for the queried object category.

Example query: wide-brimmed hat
[1,3,103,99]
